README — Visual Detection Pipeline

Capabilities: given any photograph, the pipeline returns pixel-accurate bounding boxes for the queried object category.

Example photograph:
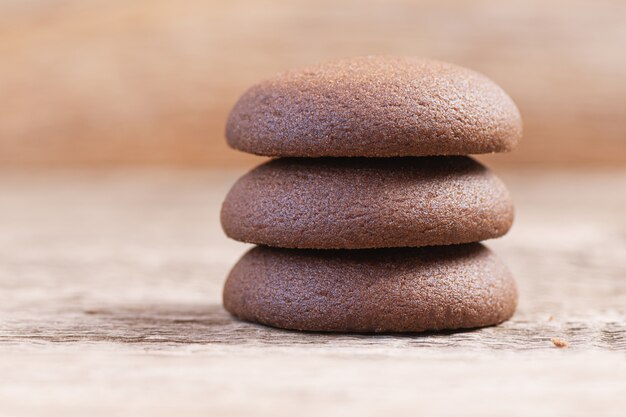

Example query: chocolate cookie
[226,56,521,157]
[223,244,517,333]
[221,156,513,249]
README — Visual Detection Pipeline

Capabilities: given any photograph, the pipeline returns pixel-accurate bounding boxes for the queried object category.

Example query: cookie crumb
[551,337,568,348]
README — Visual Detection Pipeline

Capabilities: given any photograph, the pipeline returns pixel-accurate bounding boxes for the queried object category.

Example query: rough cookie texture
[223,244,518,333]
[226,56,522,157]
[221,156,514,249]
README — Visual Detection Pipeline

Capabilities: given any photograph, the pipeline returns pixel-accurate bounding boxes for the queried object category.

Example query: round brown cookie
[221,156,514,249]
[226,56,522,157]
[223,244,517,333]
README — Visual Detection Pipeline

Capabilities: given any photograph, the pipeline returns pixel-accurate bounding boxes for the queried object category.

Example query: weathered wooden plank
[0,170,624,416]
[1,303,625,351]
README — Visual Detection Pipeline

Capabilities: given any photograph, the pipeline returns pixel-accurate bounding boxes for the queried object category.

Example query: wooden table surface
[0,169,625,416]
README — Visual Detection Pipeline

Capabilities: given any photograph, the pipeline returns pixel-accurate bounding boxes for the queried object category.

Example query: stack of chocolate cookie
[221,56,521,333]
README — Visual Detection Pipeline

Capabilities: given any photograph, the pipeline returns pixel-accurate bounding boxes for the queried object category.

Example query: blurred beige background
[1,0,625,168]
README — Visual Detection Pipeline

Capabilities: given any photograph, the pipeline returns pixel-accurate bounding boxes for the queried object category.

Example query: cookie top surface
[226,56,521,157]
[221,156,514,249]
[223,244,518,333]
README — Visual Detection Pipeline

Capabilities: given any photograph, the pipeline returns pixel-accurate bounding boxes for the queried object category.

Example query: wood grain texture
[1,0,626,167]
[0,169,625,416]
